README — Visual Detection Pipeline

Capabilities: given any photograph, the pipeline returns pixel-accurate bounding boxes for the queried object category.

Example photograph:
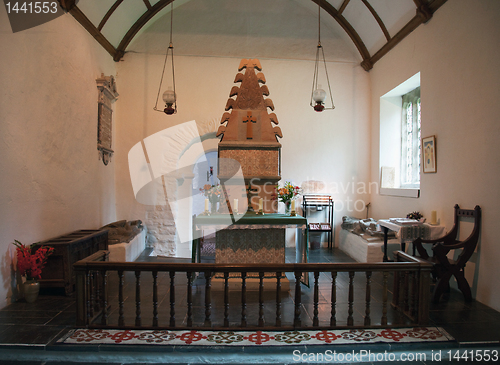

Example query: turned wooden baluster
[398,271,407,322]
[187,272,193,327]
[330,272,337,327]
[259,272,265,327]
[204,271,212,327]
[241,272,247,327]
[313,271,320,327]
[411,271,418,320]
[118,270,124,327]
[152,271,158,327]
[382,271,388,325]
[86,271,92,324]
[294,271,302,327]
[403,270,410,313]
[364,271,372,326]
[276,271,282,327]
[224,272,229,327]
[347,271,354,326]
[95,271,101,312]
[169,271,176,327]
[135,270,141,327]
[101,270,108,325]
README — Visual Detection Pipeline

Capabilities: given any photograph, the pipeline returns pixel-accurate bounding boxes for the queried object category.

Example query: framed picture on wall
[422,135,437,173]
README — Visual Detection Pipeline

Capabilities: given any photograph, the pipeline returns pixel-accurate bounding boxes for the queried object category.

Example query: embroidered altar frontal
[216,228,285,265]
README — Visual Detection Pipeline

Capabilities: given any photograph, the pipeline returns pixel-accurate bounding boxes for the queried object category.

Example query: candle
[291,200,295,212]
[259,198,263,211]
[431,210,437,225]
[233,199,238,213]
[205,198,209,212]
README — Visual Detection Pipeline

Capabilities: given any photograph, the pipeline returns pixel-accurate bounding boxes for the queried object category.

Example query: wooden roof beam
[115,0,174,61]
[368,0,448,68]
[98,0,123,32]
[311,0,373,71]
[361,0,391,41]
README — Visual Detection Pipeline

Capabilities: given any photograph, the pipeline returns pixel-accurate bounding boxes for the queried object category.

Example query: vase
[284,201,291,215]
[210,200,218,214]
[23,280,40,303]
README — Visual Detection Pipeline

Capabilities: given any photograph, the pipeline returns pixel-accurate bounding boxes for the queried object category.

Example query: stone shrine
[217,59,282,213]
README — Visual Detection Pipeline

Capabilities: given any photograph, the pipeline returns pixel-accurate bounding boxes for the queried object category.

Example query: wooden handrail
[75,250,433,329]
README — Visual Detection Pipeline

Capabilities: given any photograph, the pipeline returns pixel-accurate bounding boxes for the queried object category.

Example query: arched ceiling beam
[58,0,118,59]
[61,0,448,71]
[98,0,123,32]
[361,0,390,41]
[114,0,175,61]
[311,0,373,70]
[338,0,350,15]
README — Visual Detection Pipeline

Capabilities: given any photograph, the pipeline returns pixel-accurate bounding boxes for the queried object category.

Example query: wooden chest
[35,229,108,295]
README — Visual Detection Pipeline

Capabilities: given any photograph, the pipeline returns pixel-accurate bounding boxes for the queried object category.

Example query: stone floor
[0,245,498,364]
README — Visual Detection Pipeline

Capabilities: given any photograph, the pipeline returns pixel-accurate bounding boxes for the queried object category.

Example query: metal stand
[302,195,334,248]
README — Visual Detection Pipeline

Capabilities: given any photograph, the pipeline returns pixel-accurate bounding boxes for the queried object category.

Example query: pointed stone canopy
[218,59,282,213]
[217,59,283,143]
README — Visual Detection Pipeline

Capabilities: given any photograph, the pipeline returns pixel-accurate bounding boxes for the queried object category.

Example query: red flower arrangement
[13,240,54,281]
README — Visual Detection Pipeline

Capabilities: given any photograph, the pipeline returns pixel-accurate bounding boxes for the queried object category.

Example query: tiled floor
[0,246,499,364]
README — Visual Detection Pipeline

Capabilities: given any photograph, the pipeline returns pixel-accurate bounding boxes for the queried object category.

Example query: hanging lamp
[154,1,177,115]
[310,0,335,112]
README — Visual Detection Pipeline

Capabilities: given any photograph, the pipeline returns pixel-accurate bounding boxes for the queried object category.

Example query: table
[192,213,309,284]
[377,219,446,262]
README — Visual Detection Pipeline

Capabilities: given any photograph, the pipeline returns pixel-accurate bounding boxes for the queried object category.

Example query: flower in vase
[273,181,301,206]
[13,240,54,281]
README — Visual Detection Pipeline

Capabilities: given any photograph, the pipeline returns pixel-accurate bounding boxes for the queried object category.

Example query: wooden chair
[413,204,481,303]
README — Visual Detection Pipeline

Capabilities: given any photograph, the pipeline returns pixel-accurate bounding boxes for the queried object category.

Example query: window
[379,73,420,198]
[401,87,421,188]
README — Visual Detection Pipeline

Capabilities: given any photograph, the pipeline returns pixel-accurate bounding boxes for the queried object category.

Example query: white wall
[0,7,117,306]
[114,51,371,254]
[369,0,500,310]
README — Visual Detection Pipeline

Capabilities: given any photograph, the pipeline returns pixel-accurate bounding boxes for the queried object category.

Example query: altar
[192,213,308,267]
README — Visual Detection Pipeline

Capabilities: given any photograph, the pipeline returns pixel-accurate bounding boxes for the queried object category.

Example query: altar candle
[291,200,295,212]
[233,199,238,212]
[431,210,437,224]
[205,198,209,211]
[259,198,263,211]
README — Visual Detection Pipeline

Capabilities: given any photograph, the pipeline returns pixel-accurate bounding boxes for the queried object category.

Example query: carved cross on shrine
[243,111,257,139]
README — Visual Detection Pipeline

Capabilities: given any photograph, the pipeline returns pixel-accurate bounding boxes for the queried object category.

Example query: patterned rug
[58,327,453,346]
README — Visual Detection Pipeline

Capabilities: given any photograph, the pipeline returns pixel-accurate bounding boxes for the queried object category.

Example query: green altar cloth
[192,213,308,265]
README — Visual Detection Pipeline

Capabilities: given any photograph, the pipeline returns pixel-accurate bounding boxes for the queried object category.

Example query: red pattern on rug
[59,327,453,346]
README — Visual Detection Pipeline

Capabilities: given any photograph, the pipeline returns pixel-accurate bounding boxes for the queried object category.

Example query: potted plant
[13,240,54,303]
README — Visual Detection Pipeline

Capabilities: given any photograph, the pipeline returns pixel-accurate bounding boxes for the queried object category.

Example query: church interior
[1,0,500,363]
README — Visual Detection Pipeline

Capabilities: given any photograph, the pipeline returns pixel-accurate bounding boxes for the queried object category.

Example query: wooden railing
[74,250,432,330]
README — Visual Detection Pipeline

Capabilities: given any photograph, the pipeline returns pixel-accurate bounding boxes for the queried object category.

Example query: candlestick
[233,199,238,214]
[291,200,296,216]
[205,199,209,211]
[257,198,264,215]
